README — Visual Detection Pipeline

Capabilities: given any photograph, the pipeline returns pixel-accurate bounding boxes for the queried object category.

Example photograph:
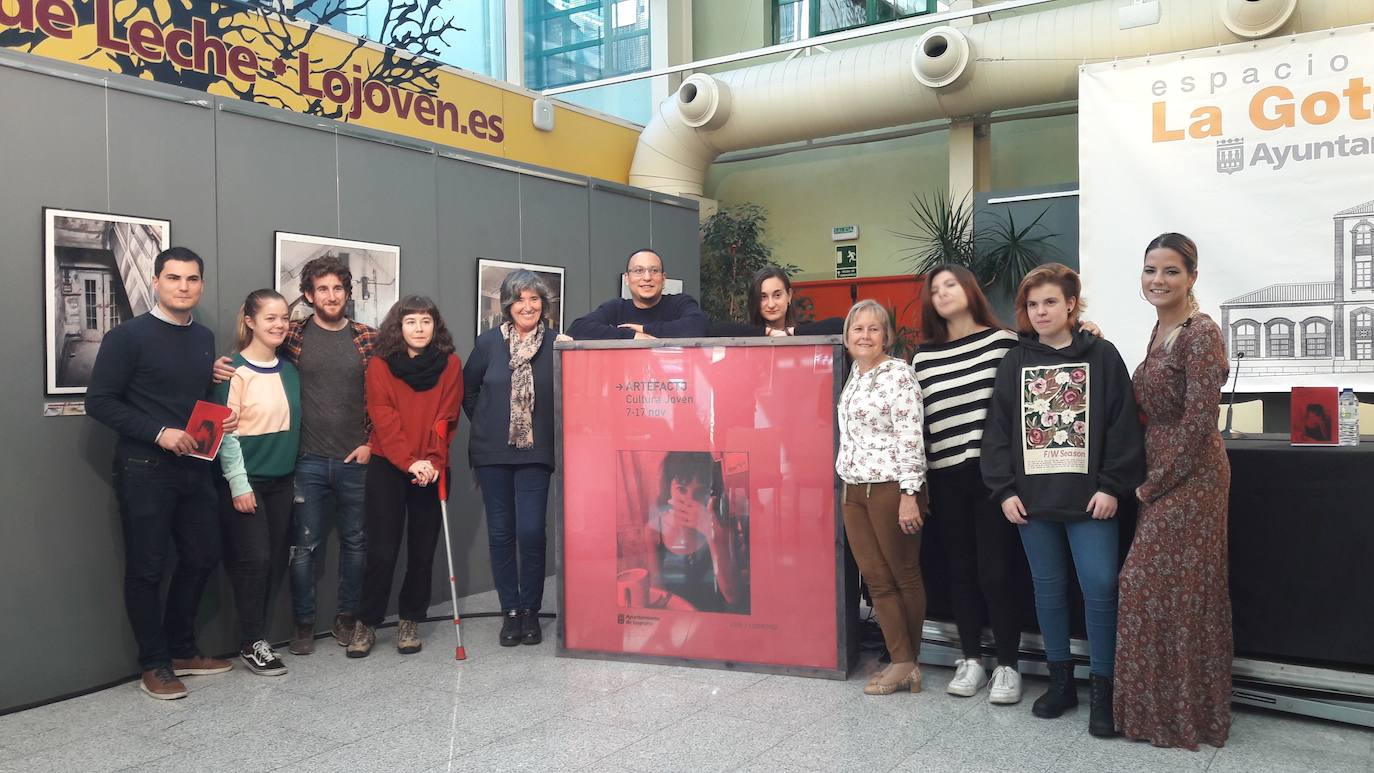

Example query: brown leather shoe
[171,654,233,676]
[332,613,356,647]
[139,667,187,700]
[290,622,316,655]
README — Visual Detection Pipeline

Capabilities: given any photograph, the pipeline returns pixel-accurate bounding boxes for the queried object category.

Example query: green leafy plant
[699,204,797,323]
[975,207,1065,296]
[894,190,1062,293]
[893,192,977,276]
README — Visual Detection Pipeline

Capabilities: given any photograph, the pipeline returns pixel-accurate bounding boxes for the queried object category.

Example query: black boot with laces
[1032,660,1079,719]
[499,609,521,647]
[1089,673,1118,737]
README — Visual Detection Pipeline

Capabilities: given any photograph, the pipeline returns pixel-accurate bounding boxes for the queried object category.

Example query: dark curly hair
[375,295,455,358]
[299,255,353,300]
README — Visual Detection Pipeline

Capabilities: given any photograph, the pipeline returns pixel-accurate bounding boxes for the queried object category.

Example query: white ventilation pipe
[630,0,1368,197]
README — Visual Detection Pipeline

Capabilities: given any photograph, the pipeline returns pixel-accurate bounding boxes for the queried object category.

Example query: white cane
[435,420,467,660]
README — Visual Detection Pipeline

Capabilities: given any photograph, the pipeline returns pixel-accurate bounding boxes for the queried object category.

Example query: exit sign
[836,245,857,278]
[831,225,859,241]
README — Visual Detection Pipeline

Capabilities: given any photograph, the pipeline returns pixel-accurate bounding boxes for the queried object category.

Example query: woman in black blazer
[463,269,564,647]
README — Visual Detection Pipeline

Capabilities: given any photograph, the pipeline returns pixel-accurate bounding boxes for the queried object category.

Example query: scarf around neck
[503,321,544,449]
[385,346,447,391]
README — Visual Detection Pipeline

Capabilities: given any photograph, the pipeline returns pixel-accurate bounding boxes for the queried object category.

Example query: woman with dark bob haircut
[463,270,567,646]
[348,295,463,658]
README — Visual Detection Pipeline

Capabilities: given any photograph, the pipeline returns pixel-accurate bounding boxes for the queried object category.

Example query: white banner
[1080,25,1374,392]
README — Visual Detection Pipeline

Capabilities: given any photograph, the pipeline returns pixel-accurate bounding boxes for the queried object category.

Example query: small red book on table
[1290,387,1338,446]
[184,400,232,461]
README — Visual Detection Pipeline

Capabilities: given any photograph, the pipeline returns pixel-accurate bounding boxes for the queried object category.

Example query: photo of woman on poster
[616,451,750,615]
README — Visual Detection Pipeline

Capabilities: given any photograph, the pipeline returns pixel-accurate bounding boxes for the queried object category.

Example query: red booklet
[1290,387,1339,446]
[185,400,232,461]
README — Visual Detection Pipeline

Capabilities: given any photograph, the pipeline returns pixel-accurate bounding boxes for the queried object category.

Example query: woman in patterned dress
[1115,233,1233,749]
[836,299,930,695]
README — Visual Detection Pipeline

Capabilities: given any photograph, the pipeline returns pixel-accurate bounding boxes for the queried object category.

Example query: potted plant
[699,204,797,323]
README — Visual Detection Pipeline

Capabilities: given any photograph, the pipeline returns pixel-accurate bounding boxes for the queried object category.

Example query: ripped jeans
[288,454,367,624]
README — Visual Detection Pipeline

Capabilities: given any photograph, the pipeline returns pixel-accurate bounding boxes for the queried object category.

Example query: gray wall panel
[589,188,651,306]
[518,175,590,331]
[435,158,519,600]
[651,200,703,299]
[214,112,339,340]
[0,61,695,711]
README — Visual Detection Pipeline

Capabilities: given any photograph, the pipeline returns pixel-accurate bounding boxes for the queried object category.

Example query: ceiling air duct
[629,0,1372,198]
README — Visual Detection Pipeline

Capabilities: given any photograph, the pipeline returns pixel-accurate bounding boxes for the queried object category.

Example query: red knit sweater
[365,353,463,474]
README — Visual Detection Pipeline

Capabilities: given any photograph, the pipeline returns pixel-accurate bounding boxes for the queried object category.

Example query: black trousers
[926,459,1024,666]
[218,474,294,645]
[112,445,221,671]
[358,458,443,626]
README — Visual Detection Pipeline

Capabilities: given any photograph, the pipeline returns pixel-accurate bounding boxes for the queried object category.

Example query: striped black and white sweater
[910,328,1019,472]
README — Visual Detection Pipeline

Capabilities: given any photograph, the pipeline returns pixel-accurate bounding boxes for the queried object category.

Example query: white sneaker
[947,658,988,697]
[988,665,1022,704]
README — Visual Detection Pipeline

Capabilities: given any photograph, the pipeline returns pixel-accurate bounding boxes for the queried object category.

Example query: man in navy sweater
[86,247,234,700]
[567,248,707,340]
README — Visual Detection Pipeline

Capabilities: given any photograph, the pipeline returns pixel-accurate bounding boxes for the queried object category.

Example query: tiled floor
[2,609,1371,773]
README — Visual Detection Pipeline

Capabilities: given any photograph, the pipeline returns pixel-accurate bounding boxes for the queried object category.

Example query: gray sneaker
[346,621,375,659]
[397,619,422,655]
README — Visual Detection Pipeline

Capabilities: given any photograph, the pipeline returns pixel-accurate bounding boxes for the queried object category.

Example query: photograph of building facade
[1219,200,1374,378]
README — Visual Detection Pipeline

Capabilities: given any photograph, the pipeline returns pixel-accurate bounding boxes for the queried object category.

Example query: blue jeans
[1017,517,1119,677]
[289,454,367,623]
[475,464,552,611]
[112,447,220,671]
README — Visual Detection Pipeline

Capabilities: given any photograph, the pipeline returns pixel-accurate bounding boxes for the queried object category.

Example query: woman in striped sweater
[910,265,1025,705]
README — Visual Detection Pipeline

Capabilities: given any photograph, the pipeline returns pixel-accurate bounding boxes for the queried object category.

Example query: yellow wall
[1,0,640,182]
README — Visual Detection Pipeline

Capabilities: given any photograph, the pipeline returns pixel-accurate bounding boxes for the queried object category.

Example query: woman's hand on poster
[408,460,438,486]
[1086,491,1118,520]
[232,491,257,514]
[556,333,573,343]
[1001,495,1028,525]
[212,355,236,384]
[898,492,923,533]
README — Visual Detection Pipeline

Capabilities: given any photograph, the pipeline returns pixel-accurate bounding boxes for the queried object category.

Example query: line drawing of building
[1219,199,1374,378]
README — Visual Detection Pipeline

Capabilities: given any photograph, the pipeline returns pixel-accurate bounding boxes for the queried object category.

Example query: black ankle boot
[1032,660,1079,718]
[1089,673,1118,737]
[499,610,521,647]
[520,609,542,645]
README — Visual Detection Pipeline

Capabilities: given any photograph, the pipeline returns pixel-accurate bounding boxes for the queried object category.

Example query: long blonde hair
[236,289,288,351]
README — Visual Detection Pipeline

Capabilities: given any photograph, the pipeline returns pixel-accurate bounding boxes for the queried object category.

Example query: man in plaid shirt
[215,255,376,654]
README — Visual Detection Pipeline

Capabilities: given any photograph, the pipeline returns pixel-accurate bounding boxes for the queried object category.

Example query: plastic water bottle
[1338,388,1360,446]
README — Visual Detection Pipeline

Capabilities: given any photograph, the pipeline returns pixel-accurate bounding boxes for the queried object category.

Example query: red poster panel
[559,343,842,674]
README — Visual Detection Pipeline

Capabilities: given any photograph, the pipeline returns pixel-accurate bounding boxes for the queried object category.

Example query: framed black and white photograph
[275,232,399,329]
[620,276,684,299]
[44,208,171,395]
[477,258,565,336]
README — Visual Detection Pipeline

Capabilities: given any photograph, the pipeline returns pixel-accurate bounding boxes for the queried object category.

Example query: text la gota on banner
[1078,25,1374,392]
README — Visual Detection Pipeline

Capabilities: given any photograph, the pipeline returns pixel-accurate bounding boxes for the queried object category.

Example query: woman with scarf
[463,270,565,647]
[347,295,462,658]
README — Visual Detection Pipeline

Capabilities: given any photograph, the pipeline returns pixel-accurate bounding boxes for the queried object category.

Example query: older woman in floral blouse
[836,299,929,696]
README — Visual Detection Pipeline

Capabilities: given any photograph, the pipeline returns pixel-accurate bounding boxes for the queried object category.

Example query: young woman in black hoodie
[980,264,1144,737]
